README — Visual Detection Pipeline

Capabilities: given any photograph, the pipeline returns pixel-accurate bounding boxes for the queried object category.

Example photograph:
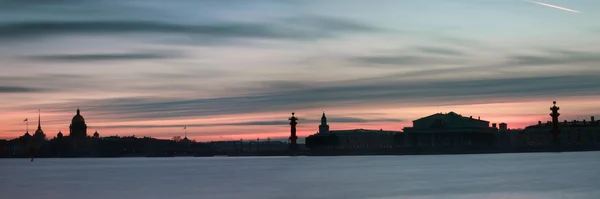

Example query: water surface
[1,152,600,199]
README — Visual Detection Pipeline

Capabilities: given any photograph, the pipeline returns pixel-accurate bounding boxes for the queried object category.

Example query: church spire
[34,109,45,139]
[37,109,41,130]
[77,107,80,115]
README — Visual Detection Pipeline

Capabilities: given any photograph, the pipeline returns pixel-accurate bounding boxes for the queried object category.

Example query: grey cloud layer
[24,73,600,123]
[0,74,113,94]
[92,117,404,129]
[415,46,464,56]
[24,51,181,62]
[0,17,381,44]
[0,86,48,93]
[511,50,600,66]
[353,47,600,70]
[355,55,461,66]
[2,0,599,133]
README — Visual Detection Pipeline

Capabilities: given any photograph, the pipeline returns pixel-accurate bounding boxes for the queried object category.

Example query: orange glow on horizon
[1,98,599,141]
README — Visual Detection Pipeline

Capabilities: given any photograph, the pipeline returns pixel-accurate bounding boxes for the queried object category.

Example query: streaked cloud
[0,86,49,93]
[354,55,463,66]
[23,51,182,62]
[92,117,404,129]
[510,50,600,66]
[414,46,465,56]
[15,73,600,123]
[526,1,581,13]
[0,18,383,44]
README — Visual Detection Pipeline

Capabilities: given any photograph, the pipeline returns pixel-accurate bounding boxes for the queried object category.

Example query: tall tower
[550,101,560,148]
[289,112,298,153]
[319,112,330,134]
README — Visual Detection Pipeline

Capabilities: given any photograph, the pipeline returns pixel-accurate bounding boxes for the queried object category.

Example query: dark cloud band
[0,86,48,93]
[91,117,404,129]
[0,17,382,44]
[24,51,181,62]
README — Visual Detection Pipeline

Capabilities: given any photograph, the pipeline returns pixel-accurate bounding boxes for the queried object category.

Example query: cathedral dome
[72,108,85,124]
[34,128,44,136]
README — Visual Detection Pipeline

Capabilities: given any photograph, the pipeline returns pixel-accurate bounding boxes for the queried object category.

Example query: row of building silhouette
[2,107,291,157]
[20,108,97,141]
[3,101,600,157]
[1,108,111,157]
[303,101,600,154]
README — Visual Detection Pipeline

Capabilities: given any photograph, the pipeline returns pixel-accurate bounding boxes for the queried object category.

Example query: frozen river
[1,152,600,199]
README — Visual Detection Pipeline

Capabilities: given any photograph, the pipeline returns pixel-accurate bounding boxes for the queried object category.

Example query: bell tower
[319,112,329,133]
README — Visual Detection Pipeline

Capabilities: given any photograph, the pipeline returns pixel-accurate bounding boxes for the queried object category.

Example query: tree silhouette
[172,136,182,142]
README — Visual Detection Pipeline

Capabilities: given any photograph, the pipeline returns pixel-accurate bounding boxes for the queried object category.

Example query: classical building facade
[400,112,501,148]
[69,108,88,138]
[305,104,599,153]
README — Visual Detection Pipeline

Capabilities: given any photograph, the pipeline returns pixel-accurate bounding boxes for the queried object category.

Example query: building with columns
[400,112,501,148]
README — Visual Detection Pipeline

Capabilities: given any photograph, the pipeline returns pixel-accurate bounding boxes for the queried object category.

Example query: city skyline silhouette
[3,100,599,158]
[2,1,600,199]
[1,0,600,141]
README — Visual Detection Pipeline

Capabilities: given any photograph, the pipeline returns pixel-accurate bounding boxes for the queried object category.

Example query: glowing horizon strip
[526,0,581,13]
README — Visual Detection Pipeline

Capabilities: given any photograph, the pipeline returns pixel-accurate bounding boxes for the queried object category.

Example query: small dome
[71,108,85,124]
[57,131,63,138]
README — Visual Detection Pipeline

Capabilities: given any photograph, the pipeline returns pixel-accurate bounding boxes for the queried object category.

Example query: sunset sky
[1,0,599,141]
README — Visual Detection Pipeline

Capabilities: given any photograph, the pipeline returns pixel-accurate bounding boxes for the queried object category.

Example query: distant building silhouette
[21,132,31,139]
[309,129,397,149]
[33,110,46,140]
[516,102,600,149]
[307,111,505,153]
[319,112,330,133]
[3,101,599,158]
[69,108,87,138]
[307,112,399,150]
[401,112,499,148]
[499,123,508,131]
[550,101,560,147]
[289,112,298,154]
